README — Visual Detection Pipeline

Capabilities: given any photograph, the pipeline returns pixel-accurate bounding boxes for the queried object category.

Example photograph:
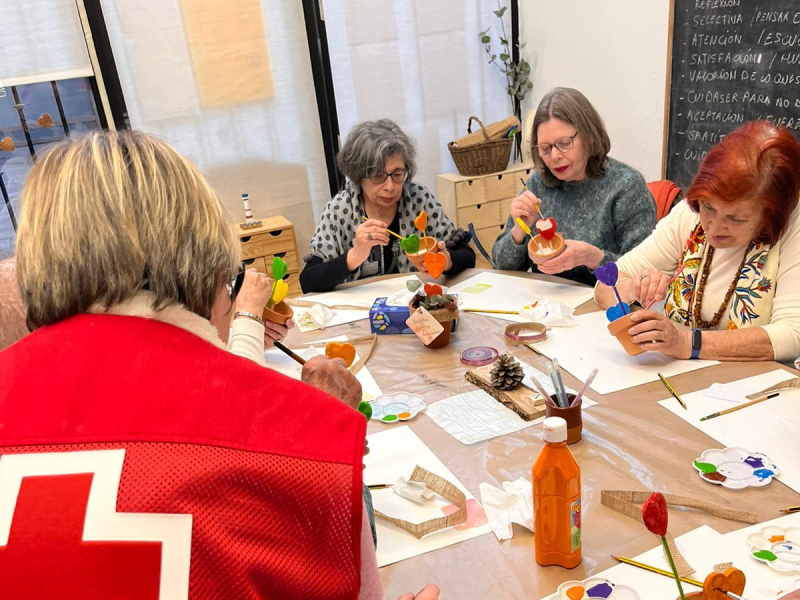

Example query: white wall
[520,0,670,181]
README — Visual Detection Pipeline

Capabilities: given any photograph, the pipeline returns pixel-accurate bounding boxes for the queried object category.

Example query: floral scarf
[665,224,778,330]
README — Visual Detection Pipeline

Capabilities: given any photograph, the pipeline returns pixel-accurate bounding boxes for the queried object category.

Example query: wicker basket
[448,116,513,176]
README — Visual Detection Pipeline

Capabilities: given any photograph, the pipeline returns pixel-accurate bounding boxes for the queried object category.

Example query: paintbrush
[645,264,686,310]
[273,341,306,365]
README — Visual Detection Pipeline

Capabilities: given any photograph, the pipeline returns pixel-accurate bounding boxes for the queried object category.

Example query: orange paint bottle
[533,417,581,568]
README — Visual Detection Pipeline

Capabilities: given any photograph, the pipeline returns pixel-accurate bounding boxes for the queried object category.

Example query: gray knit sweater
[491,157,655,285]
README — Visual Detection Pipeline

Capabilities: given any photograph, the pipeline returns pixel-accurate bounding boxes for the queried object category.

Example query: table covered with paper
[282,269,800,599]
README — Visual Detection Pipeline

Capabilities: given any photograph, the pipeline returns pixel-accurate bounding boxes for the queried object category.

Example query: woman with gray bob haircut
[301,119,475,292]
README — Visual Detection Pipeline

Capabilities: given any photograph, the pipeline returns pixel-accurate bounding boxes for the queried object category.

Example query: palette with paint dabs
[369,392,426,423]
[748,526,800,574]
[692,447,779,489]
[555,578,639,600]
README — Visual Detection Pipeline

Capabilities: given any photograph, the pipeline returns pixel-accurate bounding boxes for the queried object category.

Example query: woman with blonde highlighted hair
[0,130,420,599]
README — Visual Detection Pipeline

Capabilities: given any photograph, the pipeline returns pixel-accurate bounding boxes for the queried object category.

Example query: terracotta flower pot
[409,300,458,349]
[528,233,565,264]
[405,237,439,270]
[262,300,294,325]
[545,394,582,444]
[607,313,645,356]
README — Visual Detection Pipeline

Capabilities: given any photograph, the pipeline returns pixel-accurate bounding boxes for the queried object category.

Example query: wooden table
[287,269,800,599]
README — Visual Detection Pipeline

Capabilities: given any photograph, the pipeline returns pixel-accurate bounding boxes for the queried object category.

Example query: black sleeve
[446,239,476,276]
[299,253,352,293]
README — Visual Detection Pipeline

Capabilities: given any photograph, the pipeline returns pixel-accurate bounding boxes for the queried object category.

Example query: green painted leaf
[271,256,288,281]
[357,401,373,420]
[401,234,420,254]
[406,280,422,292]
[481,35,491,44]
[494,6,507,17]
[753,550,777,561]
[693,460,717,474]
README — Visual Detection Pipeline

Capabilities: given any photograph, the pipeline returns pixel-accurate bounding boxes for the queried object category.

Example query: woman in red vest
[0,131,438,600]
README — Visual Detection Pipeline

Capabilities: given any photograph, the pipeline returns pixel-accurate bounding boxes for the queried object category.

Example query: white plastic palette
[748,526,800,573]
[693,447,779,489]
[555,577,639,599]
[369,393,426,423]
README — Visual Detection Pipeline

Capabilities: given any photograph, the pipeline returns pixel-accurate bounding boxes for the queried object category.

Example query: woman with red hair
[595,121,800,361]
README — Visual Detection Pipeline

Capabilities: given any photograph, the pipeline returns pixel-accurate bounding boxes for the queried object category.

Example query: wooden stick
[362,216,404,240]
[463,308,519,315]
[286,298,372,311]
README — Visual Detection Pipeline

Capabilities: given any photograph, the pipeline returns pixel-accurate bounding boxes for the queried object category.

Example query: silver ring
[367,233,373,241]
[640,274,649,280]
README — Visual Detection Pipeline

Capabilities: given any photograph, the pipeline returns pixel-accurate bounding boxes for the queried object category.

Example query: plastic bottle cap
[543,416,567,443]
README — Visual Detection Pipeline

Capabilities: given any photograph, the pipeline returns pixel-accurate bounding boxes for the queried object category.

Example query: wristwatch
[690,328,702,359]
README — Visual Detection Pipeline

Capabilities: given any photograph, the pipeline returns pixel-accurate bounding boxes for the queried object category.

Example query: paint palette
[748,526,800,573]
[369,393,426,423]
[693,447,779,489]
[555,578,640,600]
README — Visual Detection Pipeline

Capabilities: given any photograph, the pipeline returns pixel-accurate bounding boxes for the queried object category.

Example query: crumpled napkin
[385,288,417,307]
[479,478,534,540]
[518,299,578,327]
[307,303,335,329]
[393,476,436,503]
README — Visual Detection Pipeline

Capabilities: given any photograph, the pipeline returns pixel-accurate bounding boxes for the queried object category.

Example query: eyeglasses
[369,168,409,185]
[534,132,579,157]
[227,263,245,303]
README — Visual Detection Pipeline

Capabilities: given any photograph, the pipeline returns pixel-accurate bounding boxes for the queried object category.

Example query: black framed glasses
[369,168,409,185]
[534,132,579,157]
[227,262,245,303]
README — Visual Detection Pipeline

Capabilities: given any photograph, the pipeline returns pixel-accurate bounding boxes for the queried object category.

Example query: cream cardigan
[617,201,800,362]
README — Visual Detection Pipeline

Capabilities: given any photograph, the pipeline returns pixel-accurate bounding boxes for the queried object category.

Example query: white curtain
[324,0,513,190]
[98,0,331,254]
[0,0,93,86]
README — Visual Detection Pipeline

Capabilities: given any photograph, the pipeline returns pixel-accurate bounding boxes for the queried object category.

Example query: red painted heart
[536,218,557,241]
[424,283,443,296]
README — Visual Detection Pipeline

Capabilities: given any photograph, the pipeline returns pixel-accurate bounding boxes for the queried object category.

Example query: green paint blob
[753,550,778,561]
[694,460,717,474]
[382,414,398,422]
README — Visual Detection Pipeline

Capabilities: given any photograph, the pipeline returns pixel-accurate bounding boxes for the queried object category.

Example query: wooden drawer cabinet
[437,162,533,269]
[457,202,502,230]
[236,216,302,297]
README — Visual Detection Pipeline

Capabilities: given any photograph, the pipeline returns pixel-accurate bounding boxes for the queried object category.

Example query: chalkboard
[666,0,800,192]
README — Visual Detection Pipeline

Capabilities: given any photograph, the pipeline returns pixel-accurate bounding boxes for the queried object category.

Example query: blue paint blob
[605,303,630,323]
[753,468,774,481]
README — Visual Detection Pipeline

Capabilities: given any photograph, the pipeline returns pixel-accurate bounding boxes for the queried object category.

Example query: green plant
[407,281,457,312]
[479,2,532,158]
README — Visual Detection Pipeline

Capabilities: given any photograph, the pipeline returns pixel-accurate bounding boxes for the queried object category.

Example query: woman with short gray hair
[300,119,475,292]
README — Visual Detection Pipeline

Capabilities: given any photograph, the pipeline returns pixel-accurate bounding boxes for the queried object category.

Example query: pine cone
[490,354,524,390]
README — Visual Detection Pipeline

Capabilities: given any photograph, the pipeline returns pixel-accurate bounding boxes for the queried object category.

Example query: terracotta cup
[528,233,566,264]
[607,313,645,356]
[405,237,439,270]
[262,300,294,325]
[546,394,582,444]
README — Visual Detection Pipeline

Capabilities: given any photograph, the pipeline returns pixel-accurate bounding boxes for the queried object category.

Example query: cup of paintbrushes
[545,394,582,444]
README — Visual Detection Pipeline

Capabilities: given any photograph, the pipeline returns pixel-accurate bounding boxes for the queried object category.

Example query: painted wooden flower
[594,262,619,287]
[642,492,668,537]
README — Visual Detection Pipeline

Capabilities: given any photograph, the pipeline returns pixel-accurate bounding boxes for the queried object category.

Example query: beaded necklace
[690,242,754,329]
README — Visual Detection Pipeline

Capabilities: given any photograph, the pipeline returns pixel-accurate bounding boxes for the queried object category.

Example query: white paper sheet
[425,388,597,445]
[541,526,730,600]
[530,311,719,395]
[262,337,382,402]
[721,512,800,599]
[658,369,800,493]
[363,426,492,566]
[448,272,594,323]
[291,275,423,332]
